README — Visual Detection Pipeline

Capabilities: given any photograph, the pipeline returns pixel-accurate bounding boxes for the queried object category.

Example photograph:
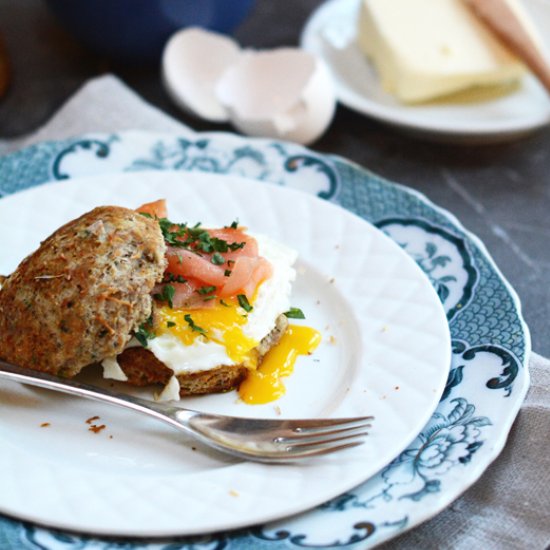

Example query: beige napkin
[1,75,549,549]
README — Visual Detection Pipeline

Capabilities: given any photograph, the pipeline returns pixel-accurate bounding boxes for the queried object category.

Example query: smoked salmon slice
[166,248,226,287]
[137,202,273,306]
[136,199,168,219]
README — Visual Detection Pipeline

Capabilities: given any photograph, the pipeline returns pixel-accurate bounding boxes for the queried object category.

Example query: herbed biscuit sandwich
[0,199,300,401]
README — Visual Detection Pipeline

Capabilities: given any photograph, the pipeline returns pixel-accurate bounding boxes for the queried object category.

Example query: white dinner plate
[301,0,550,142]
[0,171,451,537]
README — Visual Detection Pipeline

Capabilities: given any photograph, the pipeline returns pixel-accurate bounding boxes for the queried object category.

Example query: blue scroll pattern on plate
[0,131,527,549]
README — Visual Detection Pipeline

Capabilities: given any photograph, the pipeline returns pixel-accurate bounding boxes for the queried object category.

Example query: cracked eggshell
[216,48,336,145]
[162,27,241,122]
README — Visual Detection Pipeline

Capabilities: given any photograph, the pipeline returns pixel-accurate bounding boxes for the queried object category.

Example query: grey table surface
[1,1,549,357]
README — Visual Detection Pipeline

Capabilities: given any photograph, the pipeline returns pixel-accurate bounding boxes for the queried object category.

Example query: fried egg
[148,234,297,396]
[101,213,321,403]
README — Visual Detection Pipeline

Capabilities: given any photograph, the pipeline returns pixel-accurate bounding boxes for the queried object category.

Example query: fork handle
[0,361,272,459]
[0,360,197,430]
[0,360,372,462]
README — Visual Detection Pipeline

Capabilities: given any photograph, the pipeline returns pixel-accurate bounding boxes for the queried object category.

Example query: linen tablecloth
[0,75,548,550]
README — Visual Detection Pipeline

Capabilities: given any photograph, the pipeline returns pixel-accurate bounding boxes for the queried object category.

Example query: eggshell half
[162,27,241,122]
[216,48,336,144]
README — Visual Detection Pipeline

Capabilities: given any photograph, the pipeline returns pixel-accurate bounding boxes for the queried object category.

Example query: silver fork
[0,360,373,463]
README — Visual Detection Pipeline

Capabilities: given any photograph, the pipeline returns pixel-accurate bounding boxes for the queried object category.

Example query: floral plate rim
[0,129,531,549]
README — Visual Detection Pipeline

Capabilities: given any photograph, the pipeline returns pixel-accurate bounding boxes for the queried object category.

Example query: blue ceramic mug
[45,0,256,63]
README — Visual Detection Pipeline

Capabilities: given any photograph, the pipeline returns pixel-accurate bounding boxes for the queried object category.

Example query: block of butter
[357,0,530,103]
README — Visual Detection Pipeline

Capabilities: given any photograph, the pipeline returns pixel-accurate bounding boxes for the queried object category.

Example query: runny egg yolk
[239,325,321,405]
[155,301,260,368]
[154,305,321,405]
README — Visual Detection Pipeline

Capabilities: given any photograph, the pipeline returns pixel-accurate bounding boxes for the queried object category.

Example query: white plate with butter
[301,0,550,142]
[0,171,451,536]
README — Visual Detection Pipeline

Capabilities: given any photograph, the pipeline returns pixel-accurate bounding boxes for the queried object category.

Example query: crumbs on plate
[86,415,107,434]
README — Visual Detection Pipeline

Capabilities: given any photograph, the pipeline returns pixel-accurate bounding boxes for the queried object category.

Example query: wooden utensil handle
[464,0,550,94]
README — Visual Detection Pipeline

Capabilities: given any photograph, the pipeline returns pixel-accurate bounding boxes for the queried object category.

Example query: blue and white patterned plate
[0,130,530,549]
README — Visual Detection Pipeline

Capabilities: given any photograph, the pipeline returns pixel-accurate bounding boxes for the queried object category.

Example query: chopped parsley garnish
[211,239,228,252]
[154,284,175,308]
[220,299,230,307]
[166,273,187,284]
[237,294,253,312]
[197,285,216,295]
[211,252,225,265]
[166,321,176,328]
[135,319,155,347]
[224,269,232,277]
[184,314,207,335]
[284,307,305,319]
[154,217,246,257]
[157,218,188,246]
